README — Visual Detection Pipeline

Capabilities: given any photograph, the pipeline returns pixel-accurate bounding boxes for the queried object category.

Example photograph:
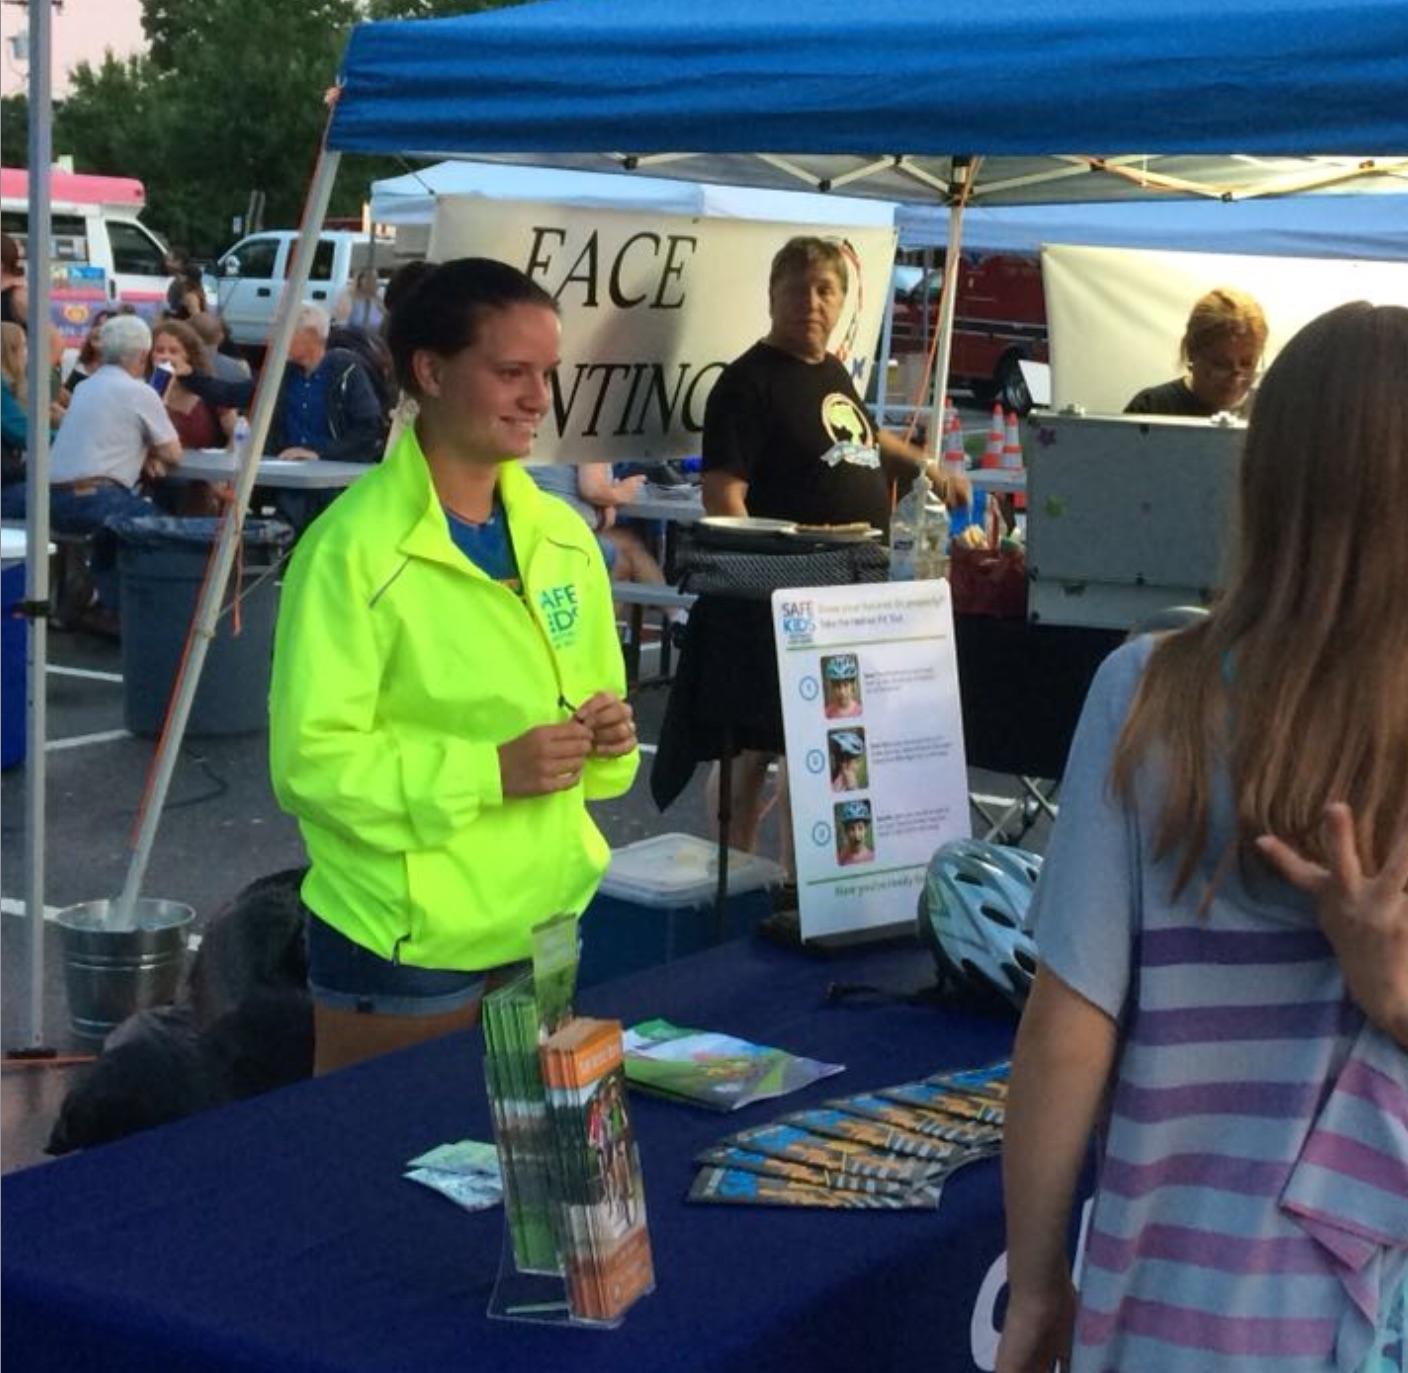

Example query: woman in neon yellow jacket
[270,259,638,1074]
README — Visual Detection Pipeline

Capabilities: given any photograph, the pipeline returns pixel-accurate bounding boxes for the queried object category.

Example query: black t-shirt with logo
[702,342,889,533]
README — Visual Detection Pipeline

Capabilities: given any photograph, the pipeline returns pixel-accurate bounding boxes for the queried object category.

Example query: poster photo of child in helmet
[820,654,862,719]
[827,728,868,792]
[834,798,875,866]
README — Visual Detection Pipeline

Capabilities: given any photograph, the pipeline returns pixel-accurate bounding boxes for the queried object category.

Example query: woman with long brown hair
[997,302,1408,1373]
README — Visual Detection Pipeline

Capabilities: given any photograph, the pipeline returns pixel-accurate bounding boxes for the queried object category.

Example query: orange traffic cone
[1002,411,1024,470]
[982,402,1004,469]
[1003,410,1028,511]
[943,409,966,475]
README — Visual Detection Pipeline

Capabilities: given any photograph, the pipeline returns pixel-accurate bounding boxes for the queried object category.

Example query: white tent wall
[1045,244,1408,413]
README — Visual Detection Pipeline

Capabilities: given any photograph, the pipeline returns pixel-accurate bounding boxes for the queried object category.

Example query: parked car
[212,229,382,347]
[890,251,1048,409]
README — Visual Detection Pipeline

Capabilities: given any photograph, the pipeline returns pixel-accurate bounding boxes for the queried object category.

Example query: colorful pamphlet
[686,1060,1012,1212]
[689,1167,940,1210]
[404,1138,504,1213]
[540,1016,655,1324]
[878,1080,1006,1124]
[695,1144,943,1204]
[779,1106,972,1163]
[827,1091,1002,1149]
[622,1018,844,1111]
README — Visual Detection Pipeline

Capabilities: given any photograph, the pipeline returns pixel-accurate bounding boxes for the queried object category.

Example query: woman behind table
[269,257,639,1076]
[150,319,234,450]
[1124,287,1268,418]
[997,302,1408,1373]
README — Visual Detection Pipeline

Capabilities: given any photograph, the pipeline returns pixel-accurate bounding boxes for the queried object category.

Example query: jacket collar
[390,424,548,574]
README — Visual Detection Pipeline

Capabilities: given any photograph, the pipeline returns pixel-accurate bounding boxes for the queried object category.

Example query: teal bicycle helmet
[837,799,871,824]
[918,840,1042,1011]
[824,656,858,681]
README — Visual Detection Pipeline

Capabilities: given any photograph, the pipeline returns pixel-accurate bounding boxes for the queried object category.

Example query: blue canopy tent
[101,0,1407,936]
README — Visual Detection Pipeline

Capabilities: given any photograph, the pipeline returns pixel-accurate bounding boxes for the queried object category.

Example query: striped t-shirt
[1031,636,1408,1373]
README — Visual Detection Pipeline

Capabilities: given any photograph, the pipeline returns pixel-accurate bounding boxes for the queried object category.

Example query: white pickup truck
[211,229,383,346]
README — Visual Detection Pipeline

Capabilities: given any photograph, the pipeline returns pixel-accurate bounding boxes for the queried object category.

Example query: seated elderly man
[47,314,182,631]
[267,303,385,464]
[49,314,180,535]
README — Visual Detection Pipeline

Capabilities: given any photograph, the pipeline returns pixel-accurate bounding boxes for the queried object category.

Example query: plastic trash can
[578,833,785,988]
[112,516,293,737]
[1,559,25,768]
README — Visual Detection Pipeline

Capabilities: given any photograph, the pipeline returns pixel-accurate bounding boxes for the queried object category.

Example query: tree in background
[30,0,523,256]
[0,95,28,166]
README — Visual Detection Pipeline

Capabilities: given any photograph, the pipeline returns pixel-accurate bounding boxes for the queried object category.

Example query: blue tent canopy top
[330,0,1408,206]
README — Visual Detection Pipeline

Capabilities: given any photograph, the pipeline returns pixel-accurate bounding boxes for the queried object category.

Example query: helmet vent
[979,902,1017,929]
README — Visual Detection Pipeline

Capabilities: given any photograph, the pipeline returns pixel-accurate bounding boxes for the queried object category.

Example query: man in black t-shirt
[702,237,967,531]
[698,237,969,875]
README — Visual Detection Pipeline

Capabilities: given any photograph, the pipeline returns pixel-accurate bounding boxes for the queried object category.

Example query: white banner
[1043,242,1408,415]
[429,196,898,463]
[772,580,970,942]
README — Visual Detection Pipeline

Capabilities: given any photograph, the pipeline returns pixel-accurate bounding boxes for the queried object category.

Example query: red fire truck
[889,250,1047,410]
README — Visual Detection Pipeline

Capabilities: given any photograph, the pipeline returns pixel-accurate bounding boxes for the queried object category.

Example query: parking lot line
[46,666,123,684]
[45,729,133,753]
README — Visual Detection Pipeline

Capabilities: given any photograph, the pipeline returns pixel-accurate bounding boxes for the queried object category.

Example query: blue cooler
[579,833,785,988]
[2,539,29,770]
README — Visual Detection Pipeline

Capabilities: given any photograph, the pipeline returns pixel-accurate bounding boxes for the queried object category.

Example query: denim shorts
[305,911,484,1017]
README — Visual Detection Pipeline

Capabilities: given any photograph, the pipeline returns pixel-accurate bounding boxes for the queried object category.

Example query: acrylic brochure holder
[483,914,654,1330]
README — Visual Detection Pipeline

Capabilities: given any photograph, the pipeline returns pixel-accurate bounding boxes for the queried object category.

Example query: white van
[212,229,386,346]
[0,166,172,325]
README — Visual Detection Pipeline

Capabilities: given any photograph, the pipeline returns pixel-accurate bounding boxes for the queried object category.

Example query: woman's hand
[573,691,636,758]
[1256,802,1408,1045]
[996,1280,1077,1373]
[497,720,594,796]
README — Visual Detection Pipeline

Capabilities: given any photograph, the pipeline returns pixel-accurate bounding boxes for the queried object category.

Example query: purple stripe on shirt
[1299,1129,1408,1199]
[1140,926,1331,967]
[1284,1200,1399,1254]
[1339,1056,1408,1122]
[1113,1078,1320,1124]
[1077,1294,1336,1356]
[1101,1151,1288,1199]
[1084,1222,1333,1277]
[1130,998,1352,1046]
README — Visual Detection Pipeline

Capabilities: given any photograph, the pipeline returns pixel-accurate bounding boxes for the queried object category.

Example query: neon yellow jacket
[269,428,637,971]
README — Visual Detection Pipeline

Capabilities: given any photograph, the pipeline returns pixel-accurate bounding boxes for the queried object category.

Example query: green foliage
[1,95,29,167]
[33,0,528,256]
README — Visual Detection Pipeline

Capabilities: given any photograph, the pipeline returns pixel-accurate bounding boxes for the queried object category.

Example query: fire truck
[889,250,1047,410]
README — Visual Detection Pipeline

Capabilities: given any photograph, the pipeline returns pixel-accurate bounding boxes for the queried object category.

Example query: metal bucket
[55,899,195,1039]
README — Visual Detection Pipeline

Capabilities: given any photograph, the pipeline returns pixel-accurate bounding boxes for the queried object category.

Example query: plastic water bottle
[890,470,950,581]
[231,414,251,460]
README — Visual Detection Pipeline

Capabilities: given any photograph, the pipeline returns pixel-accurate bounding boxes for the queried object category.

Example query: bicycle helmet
[824,656,858,681]
[837,799,871,823]
[830,730,865,757]
[918,839,1042,1012]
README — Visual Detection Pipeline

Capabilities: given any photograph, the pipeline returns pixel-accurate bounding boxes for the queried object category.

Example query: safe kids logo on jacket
[779,598,816,648]
[538,583,581,648]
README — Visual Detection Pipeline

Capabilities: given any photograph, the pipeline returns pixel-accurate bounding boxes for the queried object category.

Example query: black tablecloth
[2,938,1027,1373]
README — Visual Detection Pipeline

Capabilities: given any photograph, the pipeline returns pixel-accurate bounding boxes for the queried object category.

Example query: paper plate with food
[787,522,884,544]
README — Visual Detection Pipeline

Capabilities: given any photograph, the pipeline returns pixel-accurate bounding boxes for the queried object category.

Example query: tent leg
[12,0,55,1053]
[109,139,344,929]
[926,157,981,457]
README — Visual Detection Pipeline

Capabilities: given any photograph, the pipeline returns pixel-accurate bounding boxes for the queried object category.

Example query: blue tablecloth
[3,936,1028,1373]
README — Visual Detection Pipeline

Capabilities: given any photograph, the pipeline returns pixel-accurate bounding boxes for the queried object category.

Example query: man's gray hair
[294,303,330,340]
[98,314,153,366]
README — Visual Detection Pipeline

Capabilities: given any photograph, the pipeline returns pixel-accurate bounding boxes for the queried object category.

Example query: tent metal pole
[874,261,897,429]
[108,133,344,930]
[16,0,54,1050]
[926,157,980,458]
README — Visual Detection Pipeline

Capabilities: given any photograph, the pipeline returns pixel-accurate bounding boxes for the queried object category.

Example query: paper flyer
[771,580,970,940]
